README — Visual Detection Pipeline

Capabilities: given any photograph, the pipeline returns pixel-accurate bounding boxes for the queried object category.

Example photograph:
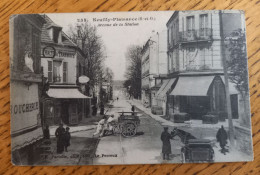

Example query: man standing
[131,105,135,115]
[161,127,172,160]
[55,123,65,154]
[216,125,228,155]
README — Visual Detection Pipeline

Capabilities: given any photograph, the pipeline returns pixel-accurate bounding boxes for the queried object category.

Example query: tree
[226,29,250,127]
[68,21,105,90]
[124,45,142,99]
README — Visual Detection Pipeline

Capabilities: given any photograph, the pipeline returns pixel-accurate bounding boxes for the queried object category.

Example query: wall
[41,44,77,84]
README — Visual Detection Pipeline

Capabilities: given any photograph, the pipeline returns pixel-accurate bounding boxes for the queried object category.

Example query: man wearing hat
[161,127,173,160]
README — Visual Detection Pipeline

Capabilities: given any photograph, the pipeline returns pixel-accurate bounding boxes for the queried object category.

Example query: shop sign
[79,76,90,84]
[43,46,56,58]
[10,102,39,115]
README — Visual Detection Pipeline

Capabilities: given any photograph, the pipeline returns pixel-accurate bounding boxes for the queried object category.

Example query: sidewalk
[128,99,241,129]
[128,99,188,127]
[49,125,96,137]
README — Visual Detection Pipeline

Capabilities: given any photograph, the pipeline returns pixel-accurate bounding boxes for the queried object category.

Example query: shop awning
[12,127,43,151]
[220,76,238,94]
[170,76,215,96]
[47,88,91,99]
[156,78,176,98]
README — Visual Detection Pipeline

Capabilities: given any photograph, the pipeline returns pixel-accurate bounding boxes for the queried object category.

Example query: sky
[48,11,173,80]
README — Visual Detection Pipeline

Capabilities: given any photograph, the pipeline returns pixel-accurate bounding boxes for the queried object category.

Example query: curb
[50,127,96,137]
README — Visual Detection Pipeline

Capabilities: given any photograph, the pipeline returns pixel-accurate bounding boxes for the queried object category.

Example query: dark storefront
[169,75,239,120]
[43,85,91,125]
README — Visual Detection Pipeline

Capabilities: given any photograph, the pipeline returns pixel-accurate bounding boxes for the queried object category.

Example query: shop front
[43,85,91,125]
[11,81,43,165]
[10,14,46,165]
[169,75,239,120]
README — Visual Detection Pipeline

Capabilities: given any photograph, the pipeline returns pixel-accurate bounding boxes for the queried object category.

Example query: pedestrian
[63,127,71,152]
[100,102,105,115]
[43,125,50,139]
[107,115,115,134]
[161,127,173,160]
[131,105,135,112]
[55,123,65,154]
[131,105,135,115]
[117,97,119,101]
[216,125,228,155]
[93,116,107,137]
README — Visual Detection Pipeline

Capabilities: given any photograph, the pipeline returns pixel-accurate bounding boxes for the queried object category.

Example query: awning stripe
[156,78,176,98]
[12,127,43,151]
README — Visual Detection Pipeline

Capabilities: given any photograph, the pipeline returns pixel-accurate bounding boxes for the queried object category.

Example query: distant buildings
[141,31,167,107]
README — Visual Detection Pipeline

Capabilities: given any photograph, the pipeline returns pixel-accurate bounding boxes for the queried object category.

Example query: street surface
[74,92,184,165]
[38,91,252,165]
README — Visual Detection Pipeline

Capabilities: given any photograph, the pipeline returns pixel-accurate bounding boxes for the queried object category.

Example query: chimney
[76,25,84,50]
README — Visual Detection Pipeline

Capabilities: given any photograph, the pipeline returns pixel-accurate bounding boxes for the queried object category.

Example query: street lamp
[219,10,235,147]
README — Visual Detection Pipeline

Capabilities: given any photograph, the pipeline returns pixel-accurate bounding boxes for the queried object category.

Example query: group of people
[92,115,115,137]
[55,124,71,154]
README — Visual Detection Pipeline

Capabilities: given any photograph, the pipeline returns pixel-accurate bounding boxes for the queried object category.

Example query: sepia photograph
[9,10,253,166]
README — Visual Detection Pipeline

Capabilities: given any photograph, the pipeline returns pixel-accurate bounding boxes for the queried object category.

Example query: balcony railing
[179,28,212,43]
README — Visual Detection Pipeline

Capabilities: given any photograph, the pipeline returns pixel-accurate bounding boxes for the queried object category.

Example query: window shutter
[63,62,67,83]
[48,61,52,82]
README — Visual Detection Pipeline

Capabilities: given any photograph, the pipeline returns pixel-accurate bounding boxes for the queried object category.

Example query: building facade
[40,15,91,126]
[141,31,167,107]
[10,14,46,165]
[162,10,245,120]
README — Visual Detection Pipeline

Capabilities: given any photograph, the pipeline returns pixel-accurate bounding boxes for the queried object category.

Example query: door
[69,102,78,124]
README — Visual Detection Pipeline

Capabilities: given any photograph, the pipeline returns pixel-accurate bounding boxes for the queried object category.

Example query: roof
[40,15,77,47]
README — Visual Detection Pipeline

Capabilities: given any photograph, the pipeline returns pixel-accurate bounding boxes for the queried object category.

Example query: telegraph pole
[219,10,235,146]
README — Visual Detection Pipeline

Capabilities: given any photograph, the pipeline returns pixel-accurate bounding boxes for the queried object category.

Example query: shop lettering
[11,102,39,114]
[56,51,75,58]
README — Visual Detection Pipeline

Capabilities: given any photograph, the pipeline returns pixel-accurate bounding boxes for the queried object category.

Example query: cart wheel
[121,122,136,137]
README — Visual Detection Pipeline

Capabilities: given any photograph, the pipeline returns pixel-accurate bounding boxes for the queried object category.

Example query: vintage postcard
[10,10,253,166]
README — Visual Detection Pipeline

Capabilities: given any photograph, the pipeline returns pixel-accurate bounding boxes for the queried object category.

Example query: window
[53,61,62,83]
[186,16,195,31]
[200,14,208,36]
[53,27,61,43]
[63,62,68,83]
[200,14,208,30]
[169,28,172,45]
[48,61,52,82]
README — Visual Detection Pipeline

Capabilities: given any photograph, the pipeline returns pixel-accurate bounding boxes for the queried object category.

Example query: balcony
[179,28,212,43]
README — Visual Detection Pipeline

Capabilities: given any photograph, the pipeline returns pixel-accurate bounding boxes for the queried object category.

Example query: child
[63,127,71,152]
